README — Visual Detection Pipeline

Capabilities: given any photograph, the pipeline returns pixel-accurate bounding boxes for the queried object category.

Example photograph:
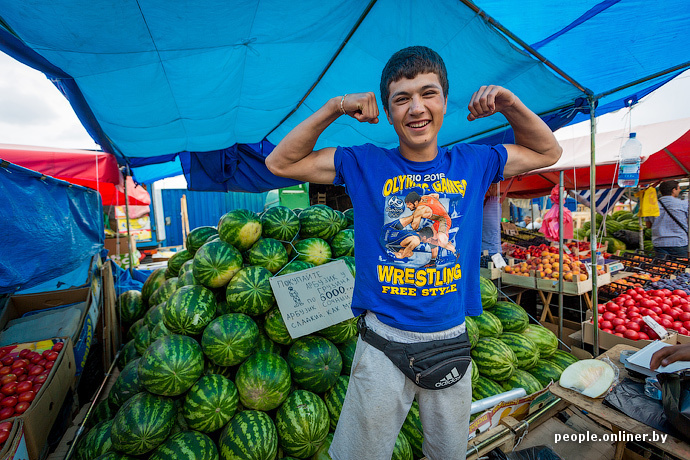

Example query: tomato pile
[0,421,12,447]
[0,341,63,420]
[595,287,690,340]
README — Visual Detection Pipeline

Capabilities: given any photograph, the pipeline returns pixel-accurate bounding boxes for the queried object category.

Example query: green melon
[149,278,179,309]
[544,349,579,371]
[204,360,235,379]
[110,392,176,455]
[183,374,238,433]
[186,226,219,256]
[491,301,529,333]
[323,375,349,430]
[246,238,288,274]
[75,419,113,460]
[119,290,145,325]
[138,334,204,396]
[144,303,166,330]
[261,206,300,242]
[343,208,354,227]
[149,431,218,460]
[294,238,332,266]
[311,433,333,460]
[528,360,564,388]
[126,318,146,342]
[93,453,137,460]
[471,337,517,381]
[179,260,194,276]
[225,266,275,316]
[287,336,342,393]
[472,375,505,400]
[149,320,172,343]
[167,250,194,277]
[254,329,282,356]
[400,400,424,460]
[479,276,498,310]
[201,313,259,366]
[276,260,315,276]
[163,285,217,335]
[275,390,330,458]
[133,324,151,356]
[471,311,503,338]
[109,358,143,408]
[316,316,358,344]
[338,255,356,278]
[176,269,197,288]
[498,332,540,371]
[522,324,558,358]
[392,431,413,460]
[235,352,292,411]
[338,334,357,376]
[498,368,543,395]
[329,229,355,258]
[298,205,341,240]
[465,316,479,348]
[117,340,139,369]
[218,410,278,460]
[193,240,244,288]
[263,306,295,346]
[218,209,262,251]
[470,359,479,385]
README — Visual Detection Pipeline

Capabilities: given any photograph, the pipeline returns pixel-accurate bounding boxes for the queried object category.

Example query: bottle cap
[630,132,637,138]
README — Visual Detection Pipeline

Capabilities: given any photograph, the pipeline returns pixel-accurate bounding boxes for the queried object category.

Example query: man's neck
[398,143,439,162]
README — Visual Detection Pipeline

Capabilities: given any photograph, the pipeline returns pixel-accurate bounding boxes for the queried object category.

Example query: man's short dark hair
[380,46,449,113]
[660,180,679,196]
[405,191,421,204]
[418,227,434,238]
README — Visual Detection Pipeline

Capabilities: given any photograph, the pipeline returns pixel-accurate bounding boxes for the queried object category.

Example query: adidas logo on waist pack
[435,367,462,388]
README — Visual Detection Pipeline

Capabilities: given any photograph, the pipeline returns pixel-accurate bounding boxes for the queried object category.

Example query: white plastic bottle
[617,133,642,187]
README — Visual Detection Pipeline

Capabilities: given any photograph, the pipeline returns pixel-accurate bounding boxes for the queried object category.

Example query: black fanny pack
[357,315,471,390]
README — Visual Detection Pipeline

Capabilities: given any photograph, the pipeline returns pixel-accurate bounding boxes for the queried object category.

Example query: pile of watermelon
[468,286,580,404]
[87,204,406,460]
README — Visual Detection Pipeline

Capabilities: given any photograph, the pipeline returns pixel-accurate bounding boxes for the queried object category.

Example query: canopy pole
[123,168,134,276]
[589,95,600,357]
[558,170,564,343]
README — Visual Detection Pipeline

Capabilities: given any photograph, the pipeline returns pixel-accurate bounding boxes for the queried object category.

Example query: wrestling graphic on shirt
[377,172,467,298]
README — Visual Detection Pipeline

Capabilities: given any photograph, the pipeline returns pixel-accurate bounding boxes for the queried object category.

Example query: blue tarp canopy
[0,161,103,294]
[1,1,689,189]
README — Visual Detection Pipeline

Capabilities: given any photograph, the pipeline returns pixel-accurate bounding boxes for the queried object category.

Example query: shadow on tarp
[109,259,153,296]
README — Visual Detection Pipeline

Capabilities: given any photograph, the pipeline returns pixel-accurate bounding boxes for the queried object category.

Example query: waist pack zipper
[408,342,470,368]
[416,356,470,384]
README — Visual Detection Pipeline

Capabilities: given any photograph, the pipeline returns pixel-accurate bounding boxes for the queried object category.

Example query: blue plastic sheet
[0,162,103,294]
[110,261,153,297]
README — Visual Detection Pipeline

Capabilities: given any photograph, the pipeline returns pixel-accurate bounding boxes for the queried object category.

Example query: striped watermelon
[179,259,194,276]
[218,410,278,460]
[471,337,517,381]
[323,375,349,430]
[498,332,540,371]
[149,321,172,343]
[329,229,355,258]
[465,316,479,348]
[311,432,333,460]
[491,301,529,333]
[498,368,543,395]
[89,399,114,427]
[163,285,217,335]
[338,334,357,376]
[183,374,238,433]
[138,334,204,396]
[225,266,275,316]
[144,304,166,330]
[522,324,558,358]
[401,400,424,460]
[276,260,315,276]
[470,358,479,385]
[471,311,503,338]
[149,278,179,308]
[149,431,218,460]
[263,306,295,346]
[126,318,146,342]
[338,255,356,277]
[186,226,219,256]
[133,324,151,356]
[275,390,330,458]
[479,276,498,310]
[343,208,354,227]
[111,392,176,455]
[316,316,358,344]
[218,209,262,251]
[298,205,341,240]
[287,336,342,393]
[294,238,332,266]
[528,360,564,388]
[336,209,350,232]
[235,352,292,411]
[472,375,505,400]
[193,240,243,288]
[261,206,300,242]
[392,431,413,460]
[202,313,259,366]
[254,329,282,356]
[93,453,137,460]
[110,358,143,408]
[545,349,579,371]
[75,419,113,460]
[167,250,194,277]
[119,290,145,325]
[117,340,139,369]
[176,270,197,288]
[204,360,235,380]
[246,238,288,274]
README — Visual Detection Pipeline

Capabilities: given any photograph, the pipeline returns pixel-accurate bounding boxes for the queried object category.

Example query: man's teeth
[409,121,430,128]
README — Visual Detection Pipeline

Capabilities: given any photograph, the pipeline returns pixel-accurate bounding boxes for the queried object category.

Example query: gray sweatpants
[329,313,472,460]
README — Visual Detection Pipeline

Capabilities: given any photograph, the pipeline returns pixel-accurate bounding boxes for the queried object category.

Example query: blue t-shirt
[334,143,507,332]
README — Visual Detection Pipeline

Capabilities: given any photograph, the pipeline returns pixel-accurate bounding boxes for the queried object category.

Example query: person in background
[526,216,542,230]
[645,180,689,258]
[482,183,501,255]
[517,215,532,228]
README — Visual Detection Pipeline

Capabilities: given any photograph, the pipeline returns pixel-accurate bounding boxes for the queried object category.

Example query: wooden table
[550,344,690,460]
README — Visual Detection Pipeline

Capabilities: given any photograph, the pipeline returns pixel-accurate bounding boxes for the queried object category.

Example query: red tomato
[602,328,614,334]
[628,311,641,318]
[28,366,43,377]
[10,360,27,370]
[673,289,687,297]
[612,318,626,327]
[0,383,17,396]
[625,322,641,332]
[648,329,661,340]
[36,359,47,368]
[33,375,47,385]
[12,368,25,377]
[44,362,54,370]
[600,320,613,330]
[0,375,16,386]
[18,350,29,359]
[29,354,41,365]
[0,421,11,432]
[615,332,625,337]
[51,342,64,352]
[0,357,12,367]
[16,375,26,383]
[660,319,674,329]
[660,313,674,322]
[0,368,10,377]
[17,391,34,403]
[635,287,646,295]
[684,321,690,330]
[13,402,29,415]
[0,429,9,444]
[15,382,31,394]
[682,305,690,313]
[615,324,628,333]
[597,304,606,313]
[608,303,622,312]
[603,312,616,321]
[45,352,59,362]
[651,306,663,315]
[0,407,13,421]
[32,384,42,393]
[0,397,17,408]
[628,306,640,314]
[624,299,636,308]
[679,312,690,322]
[679,328,690,336]
[624,330,640,340]
[638,331,650,340]
[674,321,684,330]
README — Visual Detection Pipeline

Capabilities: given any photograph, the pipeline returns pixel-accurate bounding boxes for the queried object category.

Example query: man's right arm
[265,93,379,184]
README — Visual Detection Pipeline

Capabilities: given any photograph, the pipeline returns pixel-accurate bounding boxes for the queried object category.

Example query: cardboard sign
[491,253,507,269]
[270,260,355,339]
[642,315,669,340]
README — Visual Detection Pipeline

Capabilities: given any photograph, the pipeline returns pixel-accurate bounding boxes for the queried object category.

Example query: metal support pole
[558,171,564,342]
[589,96,600,357]
[123,168,135,276]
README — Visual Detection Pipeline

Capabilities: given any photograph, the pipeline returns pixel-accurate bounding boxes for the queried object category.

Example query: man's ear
[385,108,392,125]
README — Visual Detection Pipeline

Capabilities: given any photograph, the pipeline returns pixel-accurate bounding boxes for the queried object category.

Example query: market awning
[0,144,150,206]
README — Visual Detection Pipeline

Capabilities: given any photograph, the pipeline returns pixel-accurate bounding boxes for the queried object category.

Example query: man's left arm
[467,86,562,178]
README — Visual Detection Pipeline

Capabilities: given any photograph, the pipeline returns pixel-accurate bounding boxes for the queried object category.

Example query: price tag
[563,246,572,255]
[491,253,507,269]
[608,262,624,273]
[270,260,355,339]
[642,316,669,340]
